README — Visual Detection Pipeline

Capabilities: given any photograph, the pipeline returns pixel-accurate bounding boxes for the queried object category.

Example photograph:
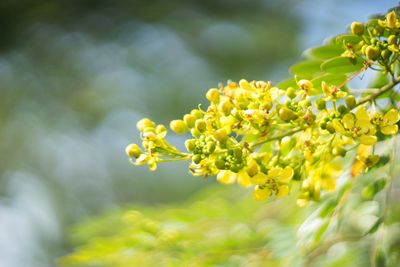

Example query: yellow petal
[253,186,271,201]
[358,135,377,145]
[321,178,336,191]
[237,171,252,187]
[251,172,268,185]
[267,168,281,179]
[280,166,294,183]
[383,109,400,125]
[381,124,398,135]
[343,113,355,129]
[332,119,346,134]
[355,107,369,121]
[277,185,289,198]
[216,170,236,184]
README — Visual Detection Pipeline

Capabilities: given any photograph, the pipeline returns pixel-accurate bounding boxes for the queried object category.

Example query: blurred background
[0,0,395,266]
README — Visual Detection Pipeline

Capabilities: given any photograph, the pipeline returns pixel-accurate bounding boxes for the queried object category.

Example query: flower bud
[195,119,207,133]
[286,87,296,99]
[386,11,397,28]
[215,158,227,170]
[125,144,141,158]
[365,46,380,61]
[239,79,253,90]
[316,99,326,110]
[192,154,202,164]
[388,35,397,45]
[278,107,298,122]
[345,95,356,109]
[298,79,313,91]
[214,128,228,142]
[206,141,216,154]
[190,109,203,119]
[137,118,155,132]
[338,104,348,115]
[185,139,196,152]
[183,114,196,128]
[170,120,188,134]
[351,21,364,35]
[246,161,258,177]
[219,100,233,116]
[206,88,220,103]
[332,146,347,157]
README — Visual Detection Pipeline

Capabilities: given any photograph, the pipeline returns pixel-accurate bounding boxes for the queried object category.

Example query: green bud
[351,21,364,35]
[246,161,258,177]
[278,107,298,122]
[333,147,347,157]
[338,105,348,115]
[190,128,201,138]
[365,45,380,61]
[345,95,356,109]
[233,148,243,158]
[192,154,202,164]
[286,87,296,99]
[185,139,196,152]
[170,120,188,134]
[316,99,326,110]
[206,142,216,154]
[215,158,226,170]
[326,122,335,134]
[320,121,327,130]
[381,49,392,60]
[125,144,141,158]
[230,164,241,173]
[195,119,207,133]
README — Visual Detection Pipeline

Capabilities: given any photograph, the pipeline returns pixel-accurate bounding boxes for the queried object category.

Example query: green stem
[353,76,400,109]
[250,127,305,149]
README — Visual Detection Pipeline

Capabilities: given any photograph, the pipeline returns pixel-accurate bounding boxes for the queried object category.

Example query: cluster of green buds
[348,11,400,67]
[126,10,400,206]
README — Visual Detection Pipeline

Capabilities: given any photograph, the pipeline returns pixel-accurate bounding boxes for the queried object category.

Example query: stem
[353,76,400,109]
[250,127,305,148]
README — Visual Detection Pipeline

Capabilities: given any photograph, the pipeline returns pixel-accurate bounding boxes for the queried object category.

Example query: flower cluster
[126,11,400,206]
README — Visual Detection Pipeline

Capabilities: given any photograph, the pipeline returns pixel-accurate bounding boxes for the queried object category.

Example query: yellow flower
[216,170,252,187]
[332,107,377,145]
[380,109,399,135]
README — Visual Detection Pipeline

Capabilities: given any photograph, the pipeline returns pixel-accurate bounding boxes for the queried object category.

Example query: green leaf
[335,34,362,45]
[276,77,297,89]
[321,56,364,74]
[289,60,323,76]
[362,178,387,200]
[304,44,344,60]
[364,217,383,236]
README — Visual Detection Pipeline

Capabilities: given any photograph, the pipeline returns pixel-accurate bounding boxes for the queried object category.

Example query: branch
[353,76,400,109]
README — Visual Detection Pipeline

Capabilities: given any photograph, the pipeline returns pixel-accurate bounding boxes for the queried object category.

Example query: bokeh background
[0,0,395,266]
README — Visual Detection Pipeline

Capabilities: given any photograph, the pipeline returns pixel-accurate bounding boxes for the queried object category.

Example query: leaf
[321,56,365,74]
[362,178,387,200]
[335,34,362,45]
[304,44,344,60]
[276,77,298,89]
[289,60,323,76]
[364,217,383,236]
